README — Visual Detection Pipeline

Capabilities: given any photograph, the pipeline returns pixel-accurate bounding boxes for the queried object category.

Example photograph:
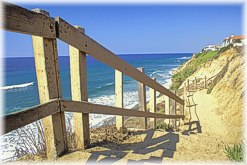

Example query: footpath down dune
[174,90,228,161]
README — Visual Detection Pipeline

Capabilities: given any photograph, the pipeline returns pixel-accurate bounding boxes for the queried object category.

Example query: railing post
[195,77,197,90]
[115,70,124,132]
[171,91,176,129]
[204,76,207,89]
[137,67,147,129]
[164,94,170,125]
[150,78,156,129]
[69,26,90,150]
[32,9,67,160]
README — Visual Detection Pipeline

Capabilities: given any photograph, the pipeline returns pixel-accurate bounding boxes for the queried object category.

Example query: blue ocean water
[3,53,192,115]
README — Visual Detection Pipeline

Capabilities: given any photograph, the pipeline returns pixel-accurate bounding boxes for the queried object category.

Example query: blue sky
[4,4,243,57]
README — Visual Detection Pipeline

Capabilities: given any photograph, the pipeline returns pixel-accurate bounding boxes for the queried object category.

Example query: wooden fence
[184,75,217,92]
[3,3,185,160]
[184,76,214,92]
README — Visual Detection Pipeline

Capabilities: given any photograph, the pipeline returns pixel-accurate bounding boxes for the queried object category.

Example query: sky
[4,3,243,57]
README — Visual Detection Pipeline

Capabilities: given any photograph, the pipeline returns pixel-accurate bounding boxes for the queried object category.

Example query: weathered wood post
[69,26,90,150]
[204,76,207,89]
[32,9,67,159]
[171,91,176,129]
[137,67,147,129]
[164,94,170,125]
[150,78,156,129]
[115,70,124,132]
[195,77,198,90]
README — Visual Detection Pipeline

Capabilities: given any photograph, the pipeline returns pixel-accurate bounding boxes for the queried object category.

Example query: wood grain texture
[3,100,59,134]
[164,95,170,124]
[4,3,56,38]
[55,17,184,105]
[164,95,170,115]
[61,100,184,119]
[69,27,90,149]
[115,70,124,131]
[32,36,67,159]
[170,91,176,128]
[149,78,157,129]
[137,67,147,129]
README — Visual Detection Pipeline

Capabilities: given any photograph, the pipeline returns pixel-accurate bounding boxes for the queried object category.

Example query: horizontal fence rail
[3,99,185,135]
[56,17,183,105]
[61,100,184,119]
[3,99,60,134]
[3,3,184,105]
[4,3,56,38]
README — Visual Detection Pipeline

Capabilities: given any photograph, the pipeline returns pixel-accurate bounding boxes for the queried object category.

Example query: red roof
[232,36,246,40]
[224,35,246,40]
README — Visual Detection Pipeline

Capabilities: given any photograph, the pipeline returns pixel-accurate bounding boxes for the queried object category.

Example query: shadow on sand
[182,91,202,135]
[86,129,179,164]
[83,91,203,164]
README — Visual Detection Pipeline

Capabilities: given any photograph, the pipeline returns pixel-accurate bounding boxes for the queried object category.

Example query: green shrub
[156,121,172,130]
[171,66,197,90]
[234,39,242,43]
[197,51,219,62]
[218,43,233,54]
[171,50,219,90]
[170,49,222,91]
[194,52,203,58]
[224,143,244,161]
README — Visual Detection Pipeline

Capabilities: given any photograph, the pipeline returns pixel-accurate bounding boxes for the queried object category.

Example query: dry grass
[10,121,47,161]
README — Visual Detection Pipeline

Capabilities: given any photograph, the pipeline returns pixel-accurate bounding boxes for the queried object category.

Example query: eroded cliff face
[210,48,244,143]
[176,47,244,143]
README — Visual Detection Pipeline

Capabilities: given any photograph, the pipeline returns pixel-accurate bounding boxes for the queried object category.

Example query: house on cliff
[201,44,221,53]
[222,35,247,47]
[201,35,246,53]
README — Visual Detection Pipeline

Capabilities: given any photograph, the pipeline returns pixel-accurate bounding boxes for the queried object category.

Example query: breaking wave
[0,82,34,90]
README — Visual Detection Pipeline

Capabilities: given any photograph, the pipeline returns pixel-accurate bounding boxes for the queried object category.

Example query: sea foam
[177,56,190,60]
[0,82,34,90]
[96,82,114,89]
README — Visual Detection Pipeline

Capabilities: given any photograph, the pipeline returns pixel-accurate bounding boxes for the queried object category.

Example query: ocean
[3,54,192,123]
[1,53,192,160]
[3,53,191,112]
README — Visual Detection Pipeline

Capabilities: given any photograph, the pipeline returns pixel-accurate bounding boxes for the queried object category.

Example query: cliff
[172,46,244,144]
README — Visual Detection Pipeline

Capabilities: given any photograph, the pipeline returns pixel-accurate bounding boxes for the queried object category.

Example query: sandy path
[195,90,226,134]
[172,89,228,161]
[57,90,230,163]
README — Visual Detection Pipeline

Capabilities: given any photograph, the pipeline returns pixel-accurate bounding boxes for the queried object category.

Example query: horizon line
[3,52,194,58]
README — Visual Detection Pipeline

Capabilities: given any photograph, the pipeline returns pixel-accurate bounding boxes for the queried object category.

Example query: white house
[200,35,246,54]
[201,44,221,53]
[221,35,246,47]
